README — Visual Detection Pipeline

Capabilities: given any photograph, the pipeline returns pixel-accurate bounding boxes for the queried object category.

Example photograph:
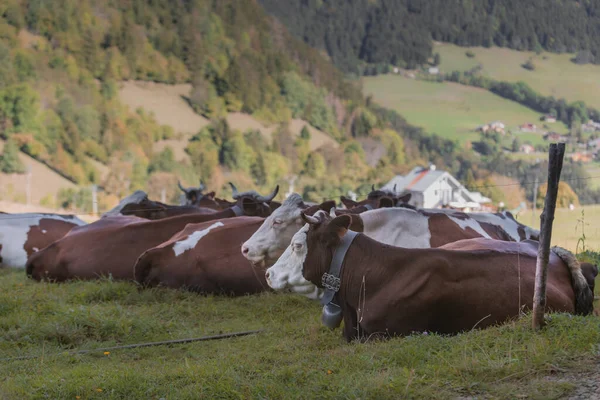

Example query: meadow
[433,43,600,110]
[362,75,568,145]
[1,203,600,400]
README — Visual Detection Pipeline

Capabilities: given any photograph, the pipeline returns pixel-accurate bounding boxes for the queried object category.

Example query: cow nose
[265,270,271,280]
[242,245,249,255]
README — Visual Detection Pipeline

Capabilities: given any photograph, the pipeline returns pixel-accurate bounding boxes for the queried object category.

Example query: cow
[178,180,222,210]
[103,190,218,220]
[241,193,539,268]
[265,211,595,341]
[0,213,87,268]
[26,186,279,282]
[340,185,412,210]
[134,217,270,295]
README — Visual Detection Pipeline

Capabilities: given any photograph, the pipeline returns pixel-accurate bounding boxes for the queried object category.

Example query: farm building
[520,144,535,154]
[477,121,505,134]
[519,123,537,132]
[382,165,492,211]
[543,115,557,123]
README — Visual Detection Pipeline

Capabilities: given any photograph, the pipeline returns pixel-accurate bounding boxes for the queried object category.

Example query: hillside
[1,0,423,209]
[118,81,339,165]
[0,140,76,205]
[260,0,600,73]
[362,75,568,145]
[434,43,600,110]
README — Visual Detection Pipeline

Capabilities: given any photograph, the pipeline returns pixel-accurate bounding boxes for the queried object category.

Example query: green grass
[434,43,600,110]
[1,268,599,399]
[517,205,600,253]
[362,75,568,145]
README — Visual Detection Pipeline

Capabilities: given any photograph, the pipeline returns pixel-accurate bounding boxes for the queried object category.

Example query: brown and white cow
[134,217,270,295]
[0,213,87,268]
[241,194,539,268]
[265,211,594,341]
[26,188,278,282]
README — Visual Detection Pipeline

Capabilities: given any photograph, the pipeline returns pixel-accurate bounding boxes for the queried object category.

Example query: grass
[517,205,600,253]
[434,43,600,110]
[0,266,599,399]
[362,75,568,145]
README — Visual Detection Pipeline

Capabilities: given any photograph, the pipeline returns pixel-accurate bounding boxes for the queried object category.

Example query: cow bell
[321,303,343,329]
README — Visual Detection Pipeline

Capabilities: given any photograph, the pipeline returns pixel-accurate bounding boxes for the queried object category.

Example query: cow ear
[205,191,216,199]
[378,197,394,208]
[340,196,358,209]
[329,215,352,238]
[318,200,336,212]
[397,192,411,203]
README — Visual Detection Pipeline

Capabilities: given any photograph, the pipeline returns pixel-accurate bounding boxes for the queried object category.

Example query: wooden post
[532,143,565,330]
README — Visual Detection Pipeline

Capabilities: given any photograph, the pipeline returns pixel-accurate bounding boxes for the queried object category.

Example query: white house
[382,165,492,211]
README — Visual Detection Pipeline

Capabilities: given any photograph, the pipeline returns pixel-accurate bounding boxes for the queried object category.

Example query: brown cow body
[26,190,277,282]
[265,212,594,341]
[134,217,269,295]
[0,213,87,268]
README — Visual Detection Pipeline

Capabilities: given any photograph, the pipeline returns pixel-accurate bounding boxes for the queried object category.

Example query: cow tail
[551,246,594,316]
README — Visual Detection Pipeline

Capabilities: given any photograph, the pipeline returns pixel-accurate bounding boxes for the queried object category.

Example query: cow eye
[273,218,283,225]
[293,242,302,251]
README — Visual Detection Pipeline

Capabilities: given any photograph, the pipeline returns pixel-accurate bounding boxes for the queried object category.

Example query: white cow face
[264,223,322,300]
[242,194,325,267]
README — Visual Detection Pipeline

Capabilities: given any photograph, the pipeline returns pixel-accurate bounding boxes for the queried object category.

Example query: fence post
[91,185,98,216]
[532,143,565,330]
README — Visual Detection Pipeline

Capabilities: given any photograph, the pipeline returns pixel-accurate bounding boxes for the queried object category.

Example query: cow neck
[231,204,244,217]
[362,204,374,211]
[320,229,359,306]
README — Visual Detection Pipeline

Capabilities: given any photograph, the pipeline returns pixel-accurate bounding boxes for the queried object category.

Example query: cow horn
[199,180,206,192]
[258,185,279,203]
[393,184,397,193]
[229,182,239,198]
[178,181,188,193]
[371,184,375,192]
[301,212,320,225]
[329,207,337,218]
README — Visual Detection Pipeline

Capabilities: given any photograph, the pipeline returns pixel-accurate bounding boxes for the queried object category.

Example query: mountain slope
[260,0,600,73]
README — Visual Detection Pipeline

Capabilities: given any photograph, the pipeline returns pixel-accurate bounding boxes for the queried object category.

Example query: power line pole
[26,166,32,205]
[531,176,538,227]
[91,184,98,216]
[161,188,166,203]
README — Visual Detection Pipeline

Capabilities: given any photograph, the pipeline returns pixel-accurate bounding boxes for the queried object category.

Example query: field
[1,267,599,399]
[1,207,600,398]
[434,43,600,110]
[516,205,600,253]
[362,75,568,145]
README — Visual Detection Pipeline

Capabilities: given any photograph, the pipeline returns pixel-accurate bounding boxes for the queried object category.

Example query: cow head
[178,180,220,209]
[265,210,353,300]
[340,185,412,210]
[230,183,280,218]
[241,194,336,267]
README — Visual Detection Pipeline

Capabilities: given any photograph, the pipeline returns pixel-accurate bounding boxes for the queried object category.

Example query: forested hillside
[1,0,477,208]
[259,0,600,74]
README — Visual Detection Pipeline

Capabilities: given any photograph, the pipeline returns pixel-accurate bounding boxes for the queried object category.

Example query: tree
[536,181,579,208]
[300,125,311,140]
[0,138,25,173]
[433,53,441,66]
[511,137,522,152]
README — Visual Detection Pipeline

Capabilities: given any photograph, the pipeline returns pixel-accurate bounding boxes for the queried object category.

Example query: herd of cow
[0,181,597,342]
